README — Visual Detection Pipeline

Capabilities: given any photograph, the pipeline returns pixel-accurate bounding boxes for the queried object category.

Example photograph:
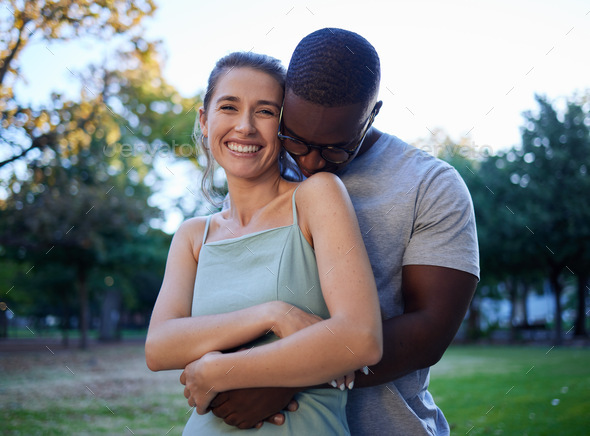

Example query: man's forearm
[353,266,478,388]
[352,313,450,388]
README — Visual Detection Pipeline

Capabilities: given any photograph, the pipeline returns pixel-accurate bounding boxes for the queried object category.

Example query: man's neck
[356,127,383,158]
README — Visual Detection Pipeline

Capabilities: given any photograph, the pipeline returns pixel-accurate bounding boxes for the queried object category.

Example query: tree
[518,94,590,341]
[1,0,157,166]
[472,94,590,344]
[0,1,200,348]
[476,151,549,339]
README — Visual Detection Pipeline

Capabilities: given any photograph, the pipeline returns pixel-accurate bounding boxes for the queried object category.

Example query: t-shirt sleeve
[402,167,480,279]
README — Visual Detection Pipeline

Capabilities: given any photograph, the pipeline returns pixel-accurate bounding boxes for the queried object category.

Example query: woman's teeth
[227,142,261,153]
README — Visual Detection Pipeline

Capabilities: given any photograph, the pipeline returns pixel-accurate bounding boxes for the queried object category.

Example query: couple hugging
[146,28,479,435]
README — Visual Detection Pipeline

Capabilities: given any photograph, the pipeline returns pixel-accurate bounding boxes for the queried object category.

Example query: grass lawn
[1,341,589,435]
[430,344,590,435]
[0,342,188,435]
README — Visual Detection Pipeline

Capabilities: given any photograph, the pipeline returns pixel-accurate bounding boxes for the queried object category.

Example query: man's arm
[354,264,477,387]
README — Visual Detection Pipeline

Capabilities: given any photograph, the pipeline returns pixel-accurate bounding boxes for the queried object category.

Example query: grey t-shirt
[338,133,480,435]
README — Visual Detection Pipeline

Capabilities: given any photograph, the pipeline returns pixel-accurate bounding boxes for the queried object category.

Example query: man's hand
[210,387,300,429]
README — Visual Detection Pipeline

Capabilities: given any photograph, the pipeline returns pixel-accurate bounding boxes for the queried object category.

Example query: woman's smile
[225,141,262,154]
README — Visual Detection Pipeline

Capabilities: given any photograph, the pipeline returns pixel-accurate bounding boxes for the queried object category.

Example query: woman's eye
[259,109,275,116]
[220,105,236,111]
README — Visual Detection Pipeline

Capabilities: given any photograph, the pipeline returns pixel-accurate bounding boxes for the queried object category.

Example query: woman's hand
[330,371,356,391]
[180,351,222,415]
[330,366,369,390]
[269,302,323,339]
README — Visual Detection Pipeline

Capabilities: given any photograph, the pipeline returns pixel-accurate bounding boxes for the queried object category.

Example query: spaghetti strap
[202,215,212,246]
[292,185,301,225]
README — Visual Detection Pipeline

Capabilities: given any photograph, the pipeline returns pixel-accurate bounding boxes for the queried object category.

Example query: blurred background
[0,1,590,347]
[1,0,588,349]
[1,1,589,434]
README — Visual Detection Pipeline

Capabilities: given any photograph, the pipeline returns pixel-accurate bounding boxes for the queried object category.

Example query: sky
[10,0,590,231]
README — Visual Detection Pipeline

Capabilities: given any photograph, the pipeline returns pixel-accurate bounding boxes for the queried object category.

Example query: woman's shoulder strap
[291,184,302,225]
[202,215,213,246]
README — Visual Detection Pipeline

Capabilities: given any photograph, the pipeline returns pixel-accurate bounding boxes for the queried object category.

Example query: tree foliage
[433,95,590,342]
[1,0,157,164]
[0,1,199,347]
[516,94,590,341]
[465,94,590,342]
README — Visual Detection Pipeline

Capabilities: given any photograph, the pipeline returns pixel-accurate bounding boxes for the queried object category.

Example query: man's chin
[300,168,314,178]
[300,167,338,178]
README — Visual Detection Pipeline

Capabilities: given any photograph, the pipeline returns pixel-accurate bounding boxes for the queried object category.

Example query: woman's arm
[185,173,383,413]
[145,217,290,371]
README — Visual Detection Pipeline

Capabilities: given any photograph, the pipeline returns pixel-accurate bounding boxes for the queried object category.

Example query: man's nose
[297,149,326,173]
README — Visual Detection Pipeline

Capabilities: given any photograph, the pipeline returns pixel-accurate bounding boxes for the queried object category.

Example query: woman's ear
[198,106,208,137]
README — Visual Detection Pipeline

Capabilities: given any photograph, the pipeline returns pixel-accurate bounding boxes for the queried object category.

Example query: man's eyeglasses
[277,106,377,164]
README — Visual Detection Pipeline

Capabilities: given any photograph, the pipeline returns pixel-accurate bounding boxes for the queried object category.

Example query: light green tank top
[184,187,349,435]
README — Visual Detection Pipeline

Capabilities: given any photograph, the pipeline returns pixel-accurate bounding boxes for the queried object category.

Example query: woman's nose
[235,113,256,135]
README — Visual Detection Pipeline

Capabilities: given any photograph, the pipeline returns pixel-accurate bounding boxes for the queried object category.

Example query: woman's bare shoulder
[297,172,348,203]
[175,216,209,234]
[172,216,211,254]
[295,173,354,244]
[301,171,341,186]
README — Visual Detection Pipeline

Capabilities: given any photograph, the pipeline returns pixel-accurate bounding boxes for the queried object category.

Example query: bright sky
[15,0,590,152]
[11,0,590,231]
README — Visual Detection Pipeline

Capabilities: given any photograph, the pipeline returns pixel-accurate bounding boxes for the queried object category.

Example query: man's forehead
[282,90,367,139]
[283,90,333,115]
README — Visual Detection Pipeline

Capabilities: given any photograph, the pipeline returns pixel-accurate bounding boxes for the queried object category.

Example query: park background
[1,0,589,434]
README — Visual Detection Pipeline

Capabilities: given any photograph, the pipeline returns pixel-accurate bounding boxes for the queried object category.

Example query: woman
[145,52,382,434]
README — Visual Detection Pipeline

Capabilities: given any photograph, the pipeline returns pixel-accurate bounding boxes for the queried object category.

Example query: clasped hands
[180,353,303,429]
[179,302,360,428]
[180,354,361,429]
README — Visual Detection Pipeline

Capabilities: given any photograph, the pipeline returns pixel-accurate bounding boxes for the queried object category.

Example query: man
[184,28,479,435]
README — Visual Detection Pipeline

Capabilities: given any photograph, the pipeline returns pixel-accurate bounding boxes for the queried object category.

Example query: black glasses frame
[277,105,377,164]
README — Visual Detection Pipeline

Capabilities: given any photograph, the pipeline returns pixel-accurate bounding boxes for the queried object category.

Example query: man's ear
[374,100,383,116]
[198,106,208,137]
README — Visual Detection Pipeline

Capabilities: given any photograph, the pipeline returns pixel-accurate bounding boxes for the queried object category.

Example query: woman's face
[199,67,284,181]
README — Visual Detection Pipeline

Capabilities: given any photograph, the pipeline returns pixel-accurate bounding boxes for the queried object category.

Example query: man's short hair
[286,28,380,107]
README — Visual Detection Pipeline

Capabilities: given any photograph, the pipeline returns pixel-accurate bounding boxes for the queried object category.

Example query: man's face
[280,89,372,176]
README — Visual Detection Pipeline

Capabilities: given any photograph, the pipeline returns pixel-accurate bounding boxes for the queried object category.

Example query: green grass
[1,342,589,435]
[430,345,590,435]
[0,343,188,435]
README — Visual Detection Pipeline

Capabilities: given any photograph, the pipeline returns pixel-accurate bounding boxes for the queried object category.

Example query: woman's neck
[224,172,286,227]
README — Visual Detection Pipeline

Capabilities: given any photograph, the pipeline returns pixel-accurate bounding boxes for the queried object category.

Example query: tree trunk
[549,270,563,346]
[522,282,530,327]
[574,272,588,338]
[99,288,121,342]
[0,308,7,338]
[61,294,71,348]
[61,322,69,348]
[507,279,518,342]
[77,264,89,349]
[466,295,481,341]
